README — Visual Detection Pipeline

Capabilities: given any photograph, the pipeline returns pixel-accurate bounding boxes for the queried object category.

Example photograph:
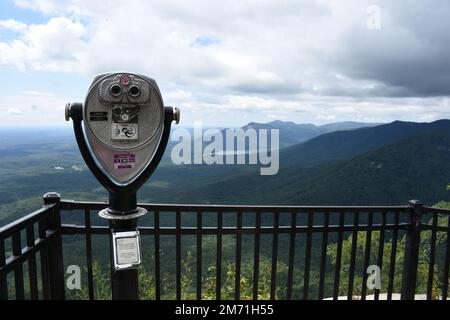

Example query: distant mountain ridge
[242,120,381,147]
[177,120,381,165]
[281,119,450,167]
[180,131,450,206]
[150,119,450,206]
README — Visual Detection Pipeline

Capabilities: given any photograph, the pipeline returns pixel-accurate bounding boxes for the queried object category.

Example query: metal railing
[1,193,450,300]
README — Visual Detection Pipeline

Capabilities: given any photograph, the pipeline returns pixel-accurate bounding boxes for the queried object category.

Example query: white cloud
[164,89,192,102]
[0,19,28,31]
[7,108,24,115]
[13,0,62,15]
[1,91,71,126]
[0,17,86,72]
[0,1,354,86]
[0,0,449,127]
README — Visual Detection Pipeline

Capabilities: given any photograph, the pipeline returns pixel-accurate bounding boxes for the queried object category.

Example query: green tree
[75,261,112,300]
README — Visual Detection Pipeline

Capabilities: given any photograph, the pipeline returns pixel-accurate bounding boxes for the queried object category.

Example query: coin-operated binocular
[66,73,179,297]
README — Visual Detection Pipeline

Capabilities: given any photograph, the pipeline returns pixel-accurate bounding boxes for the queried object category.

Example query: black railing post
[43,192,65,300]
[401,200,423,300]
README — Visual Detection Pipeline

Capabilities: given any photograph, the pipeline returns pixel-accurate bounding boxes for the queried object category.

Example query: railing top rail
[0,204,55,240]
[423,206,450,215]
[59,199,408,213]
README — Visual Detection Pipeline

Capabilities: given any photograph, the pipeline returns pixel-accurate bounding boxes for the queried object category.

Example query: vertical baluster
[270,211,279,300]
[235,211,242,300]
[387,211,400,300]
[26,225,38,300]
[425,213,438,300]
[361,212,373,300]
[347,212,359,300]
[12,232,25,300]
[374,211,387,300]
[84,209,94,300]
[286,211,297,300]
[0,239,7,300]
[216,211,223,300]
[38,219,50,300]
[303,211,314,300]
[442,215,450,300]
[196,211,202,300]
[154,210,161,300]
[253,211,261,300]
[332,211,345,300]
[318,211,330,300]
[176,211,181,300]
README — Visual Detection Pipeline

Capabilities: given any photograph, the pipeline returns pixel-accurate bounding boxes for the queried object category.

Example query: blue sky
[1,0,450,128]
[0,1,46,25]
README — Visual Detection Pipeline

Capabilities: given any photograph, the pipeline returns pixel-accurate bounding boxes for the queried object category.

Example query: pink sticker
[114,154,136,170]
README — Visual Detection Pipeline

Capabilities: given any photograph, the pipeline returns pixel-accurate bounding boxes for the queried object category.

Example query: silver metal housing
[83,73,165,185]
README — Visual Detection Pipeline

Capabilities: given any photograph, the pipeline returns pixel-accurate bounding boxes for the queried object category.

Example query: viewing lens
[129,85,141,97]
[110,84,122,97]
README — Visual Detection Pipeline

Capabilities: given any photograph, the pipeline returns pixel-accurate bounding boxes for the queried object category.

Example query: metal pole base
[98,207,148,220]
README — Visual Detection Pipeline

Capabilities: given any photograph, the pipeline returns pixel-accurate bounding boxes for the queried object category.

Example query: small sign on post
[112,230,142,271]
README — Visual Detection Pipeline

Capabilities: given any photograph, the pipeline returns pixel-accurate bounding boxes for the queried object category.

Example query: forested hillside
[1,120,450,225]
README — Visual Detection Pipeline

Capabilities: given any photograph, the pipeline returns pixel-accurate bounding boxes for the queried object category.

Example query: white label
[116,237,139,265]
[111,123,139,140]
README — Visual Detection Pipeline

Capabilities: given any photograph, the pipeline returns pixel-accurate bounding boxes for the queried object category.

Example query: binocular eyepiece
[109,83,141,98]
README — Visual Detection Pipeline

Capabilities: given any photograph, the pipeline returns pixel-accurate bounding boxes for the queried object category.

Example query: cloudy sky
[0,0,449,128]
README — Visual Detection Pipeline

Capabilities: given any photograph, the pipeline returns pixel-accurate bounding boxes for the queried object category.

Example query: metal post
[108,192,140,300]
[43,192,66,300]
[401,200,423,300]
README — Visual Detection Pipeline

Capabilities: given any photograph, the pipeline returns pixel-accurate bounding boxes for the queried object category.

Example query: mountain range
[241,120,380,147]
[145,119,450,206]
[1,119,450,225]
